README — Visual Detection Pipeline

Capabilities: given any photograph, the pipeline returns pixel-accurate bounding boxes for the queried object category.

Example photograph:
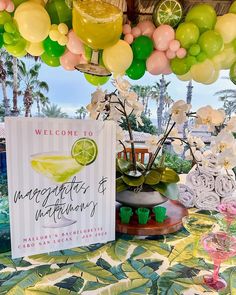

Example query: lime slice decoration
[153,0,183,28]
[71,138,98,166]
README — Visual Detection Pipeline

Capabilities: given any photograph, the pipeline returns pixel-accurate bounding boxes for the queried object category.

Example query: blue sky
[10,60,235,118]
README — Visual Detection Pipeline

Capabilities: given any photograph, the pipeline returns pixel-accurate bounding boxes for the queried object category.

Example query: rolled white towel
[215,174,236,198]
[178,184,195,208]
[186,170,215,192]
[200,153,220,176]
[194,191,221,210]
[221,191,236,203]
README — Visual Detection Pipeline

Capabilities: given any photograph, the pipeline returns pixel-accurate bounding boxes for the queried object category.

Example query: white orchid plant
[86,77,236,200]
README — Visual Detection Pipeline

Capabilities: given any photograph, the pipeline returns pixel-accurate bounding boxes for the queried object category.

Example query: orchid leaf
[144,170,161,185]
[122,175,145,187]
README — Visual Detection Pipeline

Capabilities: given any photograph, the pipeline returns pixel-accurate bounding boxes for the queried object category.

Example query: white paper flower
[196,106,225,129]
[211,130,235,153]
[109,105,122,122]
[172,139,184,154]
[170,100,191,124]
[225,116,236,132]
[125,91,138,102]
[185,147,202,161]
[218,148,236,170]
[145,135,162,153]
[168,126,179,138]
[113,78,131,93]
[86,103,99,119]
[136,115,144,127]
[187,134,205,149]
[91,88,106,104]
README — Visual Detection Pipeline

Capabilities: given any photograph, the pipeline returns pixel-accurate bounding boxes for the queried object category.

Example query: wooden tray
[116,200,188,236]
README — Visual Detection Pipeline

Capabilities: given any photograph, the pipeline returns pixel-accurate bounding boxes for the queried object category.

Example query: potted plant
[86,78,227,207]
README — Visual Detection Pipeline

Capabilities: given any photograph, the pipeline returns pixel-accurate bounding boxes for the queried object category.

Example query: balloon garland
[1,0,236,86]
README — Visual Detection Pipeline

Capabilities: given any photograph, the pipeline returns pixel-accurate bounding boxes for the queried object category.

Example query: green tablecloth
[0,214,235,295]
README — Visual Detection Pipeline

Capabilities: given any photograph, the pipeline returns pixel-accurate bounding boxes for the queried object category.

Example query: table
[0,211,235,295]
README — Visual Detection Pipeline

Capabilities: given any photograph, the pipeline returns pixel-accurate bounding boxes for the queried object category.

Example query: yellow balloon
[213,43,236,70]
[191,59,216,84]
[215,13,236,44]
[26,42,44,56]
[102,40,133,75]
[29,0,45,6]
[204,68,219,84]
[14,2,51,43]
[177,71,192,81]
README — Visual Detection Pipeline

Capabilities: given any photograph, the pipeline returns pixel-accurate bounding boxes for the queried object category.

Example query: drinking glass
[202,231,236,291]
[182,213,215,256]
[73,0,122,75]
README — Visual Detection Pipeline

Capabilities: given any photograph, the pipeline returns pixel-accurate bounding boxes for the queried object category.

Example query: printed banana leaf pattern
[0,211,235,295]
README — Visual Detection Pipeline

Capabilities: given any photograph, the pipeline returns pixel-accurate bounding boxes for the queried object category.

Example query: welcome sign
[5,117,116,258]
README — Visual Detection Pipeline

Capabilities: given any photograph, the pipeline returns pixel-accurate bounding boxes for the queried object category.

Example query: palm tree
[17,61,49,117]
[0,50,10,116]
[214,89,236,119]
[132,85,152,115]
[42,104,68,118]
[11,57,19,115]
[183,80,193,138]
[75,106,87,119]
[150,75,172,134]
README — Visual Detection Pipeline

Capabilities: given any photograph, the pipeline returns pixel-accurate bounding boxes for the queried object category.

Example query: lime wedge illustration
[153,0,183,28]
[71,138,98,166]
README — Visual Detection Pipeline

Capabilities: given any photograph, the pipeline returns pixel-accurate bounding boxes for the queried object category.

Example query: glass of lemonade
[30,152,84,183]
[73,0,123,50]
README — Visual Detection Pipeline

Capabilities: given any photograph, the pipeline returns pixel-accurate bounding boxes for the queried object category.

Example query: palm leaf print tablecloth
[0,210,236,295]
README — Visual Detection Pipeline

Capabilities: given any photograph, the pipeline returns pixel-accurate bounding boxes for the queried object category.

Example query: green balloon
[13,0,26,8]
[185,55,197,67]
[232,39,236,53]
[185,4,217,33]
[189,44,200,56]
[132,36,154,60]
[5,38,27,57]
[176,22,199,49]
[198,30,223,58]
[46,0,72,29]
[4,22,16,34]
[84,45,92,61]
[196,52,207,62]
[230,61,236,85]
[229,1,236,14]
[3,32,14,45]
[41,52,60,67]
[126,59,146,80]
[43,37,66,57]
[0,34,3,49]
[84,74,109,86]
[0,25,4,34]
[170,57,190,75]
[0,11,11,26]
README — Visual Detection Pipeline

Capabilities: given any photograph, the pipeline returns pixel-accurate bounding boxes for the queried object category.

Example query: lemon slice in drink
[73,0,122,49]
[71,138,98,166]
[153,0,183,28]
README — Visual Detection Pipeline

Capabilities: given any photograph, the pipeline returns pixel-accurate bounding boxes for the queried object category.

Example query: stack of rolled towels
[178,157,236,210]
